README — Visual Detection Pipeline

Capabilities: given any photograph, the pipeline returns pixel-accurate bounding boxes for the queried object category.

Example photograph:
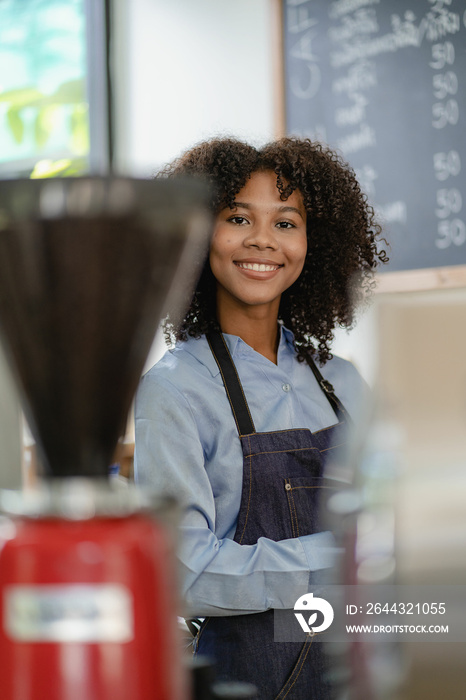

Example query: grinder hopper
[0,176,211,480]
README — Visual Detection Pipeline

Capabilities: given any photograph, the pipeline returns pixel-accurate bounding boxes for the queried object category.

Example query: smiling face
[209,170,308,324]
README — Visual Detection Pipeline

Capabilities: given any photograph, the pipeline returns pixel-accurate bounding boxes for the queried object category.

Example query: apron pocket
[284,477,336,537]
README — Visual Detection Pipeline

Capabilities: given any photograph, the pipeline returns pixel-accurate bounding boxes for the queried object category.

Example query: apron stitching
[289,485,334,490]
[286,480,300,538]
[244,427,337,437]
[274,635,314,700]
[290,488,300,537]
[238,444,253,545]
[220,333,256,432]
[312,422,344,434]
[246,447,320,458]
[247,428,310,436]
[320,441,345,452]
[285,480,297,538]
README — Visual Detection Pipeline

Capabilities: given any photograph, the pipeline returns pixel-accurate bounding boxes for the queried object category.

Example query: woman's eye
[228,216,249,225]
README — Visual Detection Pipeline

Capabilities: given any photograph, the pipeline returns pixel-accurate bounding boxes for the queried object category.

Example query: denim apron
[194,331,350,699]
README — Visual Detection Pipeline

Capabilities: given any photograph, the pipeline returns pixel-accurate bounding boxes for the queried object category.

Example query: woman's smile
[234,258,284,278]
[235,261,281,272]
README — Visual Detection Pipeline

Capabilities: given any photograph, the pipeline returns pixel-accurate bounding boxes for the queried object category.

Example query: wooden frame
[271,0,286,139]
[376,264,466,293]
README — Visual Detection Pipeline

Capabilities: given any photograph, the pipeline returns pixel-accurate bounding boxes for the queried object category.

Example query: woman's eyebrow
[232,202,305,220]
[231,201,251,210]
[277,205,305,220]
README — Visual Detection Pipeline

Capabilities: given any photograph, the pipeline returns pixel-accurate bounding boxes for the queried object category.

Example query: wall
[113,0,276,176]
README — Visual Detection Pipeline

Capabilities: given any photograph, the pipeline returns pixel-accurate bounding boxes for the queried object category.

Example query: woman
[135,137,388,698]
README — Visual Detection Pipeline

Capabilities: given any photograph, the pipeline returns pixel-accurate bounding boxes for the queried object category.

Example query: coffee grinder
[0,176,211,700]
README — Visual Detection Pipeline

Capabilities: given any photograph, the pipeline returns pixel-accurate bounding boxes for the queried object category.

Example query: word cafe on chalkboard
[283,0,466,274]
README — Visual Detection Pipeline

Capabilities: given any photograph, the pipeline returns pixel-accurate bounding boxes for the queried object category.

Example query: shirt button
[282,383,291,392]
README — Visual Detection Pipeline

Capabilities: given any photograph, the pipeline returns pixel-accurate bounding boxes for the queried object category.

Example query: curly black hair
[160,136,388,364]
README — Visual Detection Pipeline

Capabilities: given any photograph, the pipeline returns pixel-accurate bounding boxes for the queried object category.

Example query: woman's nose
[244,223,278,250]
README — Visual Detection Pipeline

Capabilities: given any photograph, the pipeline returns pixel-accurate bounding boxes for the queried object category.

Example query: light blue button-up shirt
[134,326,367,617]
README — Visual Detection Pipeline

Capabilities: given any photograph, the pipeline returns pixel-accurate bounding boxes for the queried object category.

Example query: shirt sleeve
[134,369,339,618]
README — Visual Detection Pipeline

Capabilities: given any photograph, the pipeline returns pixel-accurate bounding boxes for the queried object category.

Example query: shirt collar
[179,325,296,378]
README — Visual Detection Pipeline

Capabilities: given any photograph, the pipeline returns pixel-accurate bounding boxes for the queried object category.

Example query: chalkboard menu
[283,0,466,272]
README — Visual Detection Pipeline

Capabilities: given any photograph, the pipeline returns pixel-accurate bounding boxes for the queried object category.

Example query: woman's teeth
[236,262,279,272]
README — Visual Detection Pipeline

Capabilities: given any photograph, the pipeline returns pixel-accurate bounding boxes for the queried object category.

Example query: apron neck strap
[305,355,352,425]
[206,331,256,436]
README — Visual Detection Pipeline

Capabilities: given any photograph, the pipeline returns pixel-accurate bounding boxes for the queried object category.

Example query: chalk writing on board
[430,34,465,249]
[329,0,380,22]
[283,0,466,271]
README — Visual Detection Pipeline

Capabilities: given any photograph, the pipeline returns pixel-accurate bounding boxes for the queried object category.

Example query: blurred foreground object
[330,289,466,700]
[0,177,210,479]
[0,176,212,700]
